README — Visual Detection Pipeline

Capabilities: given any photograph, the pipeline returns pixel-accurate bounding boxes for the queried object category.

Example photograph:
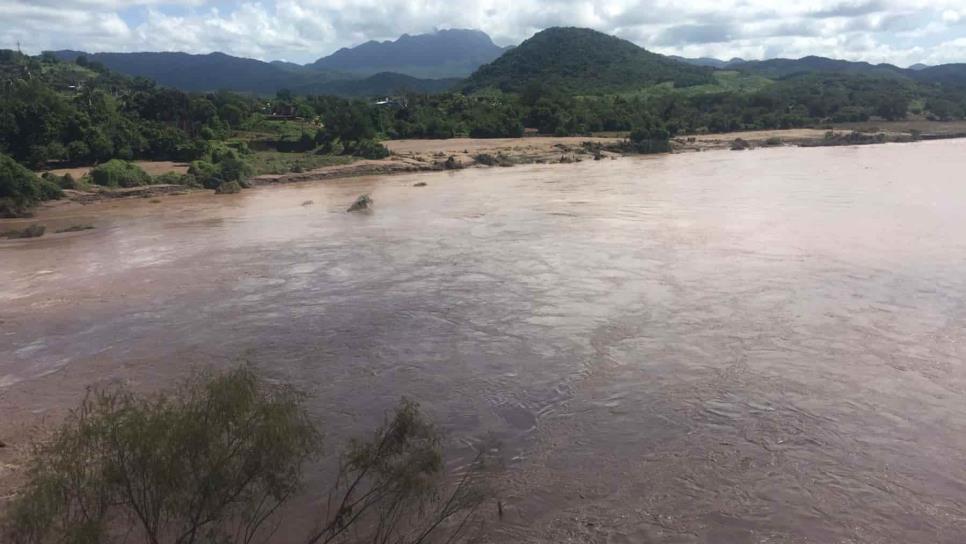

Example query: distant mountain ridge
[728,55,908,79]
[48,29,508,96]
[47,28,966,97]
[463,27,714,94]
[50,50,344,94]
[49,49,459,97]
[670,53,965,86]
[310,29,507,78]
[669,55,746,69]
[726,56,966,85]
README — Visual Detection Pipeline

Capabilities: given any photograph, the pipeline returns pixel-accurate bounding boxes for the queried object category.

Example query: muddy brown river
[3,140,966,542]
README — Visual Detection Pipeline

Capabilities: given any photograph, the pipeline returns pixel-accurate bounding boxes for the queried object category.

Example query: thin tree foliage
[3,367,319,544]
[2,369,492,544]
[308,399,488,544]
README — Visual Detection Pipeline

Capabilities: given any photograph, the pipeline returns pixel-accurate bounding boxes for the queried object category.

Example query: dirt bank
[42,160,189,179]
[248,137,620,187]
[675,120,966,152]
[16,121,966,212]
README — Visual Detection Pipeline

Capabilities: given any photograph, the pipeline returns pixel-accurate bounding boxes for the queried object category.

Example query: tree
[305,399,488,544]
[0,152,41,216]
[2,368,319,544]
[2,371,491,544]
[90,159,151,188]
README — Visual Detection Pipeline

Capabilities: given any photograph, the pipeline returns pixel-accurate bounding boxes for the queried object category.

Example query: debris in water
[1,224,45,239]
[443,155,462,169]
[413,182,427,187]
[347,194,372,212]
[214,181,242,194]
[56,224,95,233]
[731,138,751,151]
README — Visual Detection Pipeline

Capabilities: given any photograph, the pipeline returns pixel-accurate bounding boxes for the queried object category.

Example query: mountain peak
[463,26,713,94]
[311,29,504,78]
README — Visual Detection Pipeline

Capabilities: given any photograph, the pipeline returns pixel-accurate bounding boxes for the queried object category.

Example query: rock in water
[214,181,242,194]
[731,138,751,151]
[0,224,45,239]
[347,194,372,212]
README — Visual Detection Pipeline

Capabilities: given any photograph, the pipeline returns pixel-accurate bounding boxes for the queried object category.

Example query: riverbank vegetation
[1,367,489,544]
[3,39,966,216]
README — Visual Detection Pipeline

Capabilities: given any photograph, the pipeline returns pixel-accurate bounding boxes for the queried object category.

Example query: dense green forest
[3,26,966,218]
[463,27,715,93]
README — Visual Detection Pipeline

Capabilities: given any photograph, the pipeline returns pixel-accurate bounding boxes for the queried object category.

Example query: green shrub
[188,160,222,189]
[153,172,189,185]
[38,179,64,200]
[207,141,249,163]
[346,139,391,159]
[58,173,78,190]
[90,160,151,188]
[627,126,671,153]
[0,153,42,217]
[217,156,253,183]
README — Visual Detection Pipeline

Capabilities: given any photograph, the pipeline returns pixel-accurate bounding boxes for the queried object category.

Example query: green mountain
[669,55,745,69]
[48,50,457,97]
[730,56,908,79]
[294,72,461,97]
[913,64,966,86]
[49,50,341,94]
[310,29,507,78]
[726,56,966,86]
[462,27,714,94]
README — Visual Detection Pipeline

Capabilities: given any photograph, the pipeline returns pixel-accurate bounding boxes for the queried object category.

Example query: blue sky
[3,0,965,66]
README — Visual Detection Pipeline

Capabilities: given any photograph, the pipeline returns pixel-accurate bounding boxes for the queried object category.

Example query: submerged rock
[214,181,242,194]
[1,224,45,239]
[347,194,372,212]
[443,156,462,170]
[56,224,95,233]
[731,138,751,151]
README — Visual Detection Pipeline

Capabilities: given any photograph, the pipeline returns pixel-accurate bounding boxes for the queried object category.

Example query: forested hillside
[4,26,966,219]
[463,27,714,93]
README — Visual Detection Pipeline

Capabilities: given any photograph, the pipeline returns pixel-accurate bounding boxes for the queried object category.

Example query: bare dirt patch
[41,160,189,179]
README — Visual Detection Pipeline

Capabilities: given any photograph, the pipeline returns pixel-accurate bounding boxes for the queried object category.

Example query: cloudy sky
[3,0,965,66]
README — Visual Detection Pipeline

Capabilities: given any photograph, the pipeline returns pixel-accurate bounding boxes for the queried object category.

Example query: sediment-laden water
[3,140,966,542]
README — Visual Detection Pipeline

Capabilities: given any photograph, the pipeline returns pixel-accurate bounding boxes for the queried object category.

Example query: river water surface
[3,141,966,542]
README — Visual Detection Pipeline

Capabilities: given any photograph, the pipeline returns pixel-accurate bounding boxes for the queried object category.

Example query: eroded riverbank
[4,140,966,541]
[16,121,966,220]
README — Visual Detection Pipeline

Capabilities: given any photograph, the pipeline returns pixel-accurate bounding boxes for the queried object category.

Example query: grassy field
[614,71,774,99]
[249,150,355,176]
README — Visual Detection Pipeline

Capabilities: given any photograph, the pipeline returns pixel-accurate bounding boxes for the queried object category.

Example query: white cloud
[0,0,964,66]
